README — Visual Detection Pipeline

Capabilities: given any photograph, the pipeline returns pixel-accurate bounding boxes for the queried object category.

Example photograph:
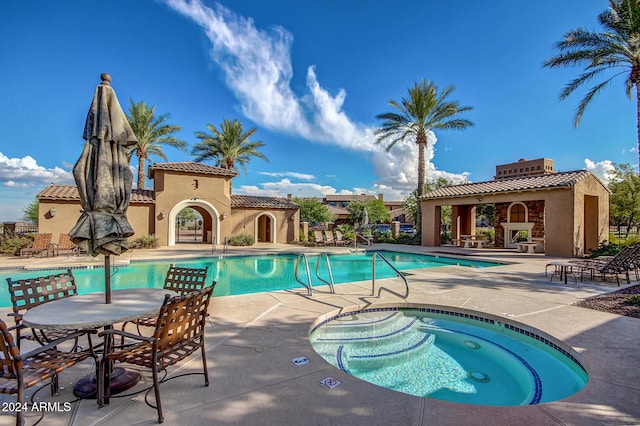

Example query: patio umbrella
[69,73,138,304]
[362,206,369,230]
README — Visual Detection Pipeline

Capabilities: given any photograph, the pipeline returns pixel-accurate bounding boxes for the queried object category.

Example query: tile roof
[423,170,607,199]
[37,185,155,203]
[231,195,300,209]
[325,194,377,202]
[148,162,238,178]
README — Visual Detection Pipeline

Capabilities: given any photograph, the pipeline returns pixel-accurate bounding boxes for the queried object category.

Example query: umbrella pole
[105,254,111,304]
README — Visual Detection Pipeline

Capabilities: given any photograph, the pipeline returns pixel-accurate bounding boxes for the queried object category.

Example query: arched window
[510,204,525,222]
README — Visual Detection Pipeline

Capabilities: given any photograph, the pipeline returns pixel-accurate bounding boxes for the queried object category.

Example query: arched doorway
[167,199,221,246]
[255,212,276,243]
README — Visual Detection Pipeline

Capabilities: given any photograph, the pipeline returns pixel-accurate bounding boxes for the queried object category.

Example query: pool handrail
[372,251,409,299]
[294,252,336,296]
[294,253,314,296]
[314,252,335,293]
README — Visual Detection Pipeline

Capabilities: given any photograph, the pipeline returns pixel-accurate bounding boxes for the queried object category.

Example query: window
[510,204,525,222]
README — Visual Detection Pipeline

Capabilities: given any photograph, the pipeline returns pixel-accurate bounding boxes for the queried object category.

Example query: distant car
[370,224,391,234]
[399,224,417,235]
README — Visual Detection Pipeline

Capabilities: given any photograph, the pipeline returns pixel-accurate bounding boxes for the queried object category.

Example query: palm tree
[374,79,473,229]
[192,119,268,174]
[544,0,640,171]
[127,100,187,189]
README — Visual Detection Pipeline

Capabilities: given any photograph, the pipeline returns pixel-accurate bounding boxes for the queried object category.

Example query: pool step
[337,322,435,371]
[314,312,416,343]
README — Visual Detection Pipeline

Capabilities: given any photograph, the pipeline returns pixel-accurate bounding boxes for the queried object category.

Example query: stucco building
[36,162,300,247]
[420,159,611,257]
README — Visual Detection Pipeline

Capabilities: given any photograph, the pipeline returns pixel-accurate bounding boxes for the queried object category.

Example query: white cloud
[584,158,615,185]
[234,178,338,198]
[259,171,315,180]
[0,152,74,187]
[164,0,468,197]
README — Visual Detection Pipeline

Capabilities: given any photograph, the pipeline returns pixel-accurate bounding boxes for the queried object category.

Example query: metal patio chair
[98,284,215,423]
[6,269,80,350]
[0,318,96,426]
[120,265,210,339]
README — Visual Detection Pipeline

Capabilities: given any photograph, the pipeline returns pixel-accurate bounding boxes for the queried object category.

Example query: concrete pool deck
[0,243,638,425]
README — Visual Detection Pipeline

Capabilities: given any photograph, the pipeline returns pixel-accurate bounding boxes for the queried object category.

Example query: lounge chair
[314,230,326,246]
[324,231,337,246]
[98,285,215,423]
[6,269,81,349]
[0,318,96,426]
[52,233,78,256]
[335,230,347,246]
[571,244,640,286]
[19,233,52,258]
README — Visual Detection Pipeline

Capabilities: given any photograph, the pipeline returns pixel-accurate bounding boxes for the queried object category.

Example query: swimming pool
[309,305,588,406]
[0,251,502,308]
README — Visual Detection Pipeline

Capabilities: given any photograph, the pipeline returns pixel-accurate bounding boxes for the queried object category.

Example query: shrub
[587,241,622,258]
[131,234,159,249]
[229,233,254,246]
[625,295,640,306]
[0,235,32,255]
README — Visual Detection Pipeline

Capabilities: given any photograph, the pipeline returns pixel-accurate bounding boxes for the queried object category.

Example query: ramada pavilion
[35,158,610,258]
[420,158,610,257]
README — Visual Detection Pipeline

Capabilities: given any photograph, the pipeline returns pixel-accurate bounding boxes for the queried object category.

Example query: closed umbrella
[362,206,369,229]
[69,73,138,303]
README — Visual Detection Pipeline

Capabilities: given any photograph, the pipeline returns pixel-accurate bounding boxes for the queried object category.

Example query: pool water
[0,251,501,308]
[309,308,588,406]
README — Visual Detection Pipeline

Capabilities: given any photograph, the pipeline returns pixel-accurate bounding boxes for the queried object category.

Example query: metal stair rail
[371,251,409,299]
[294,252,336,296]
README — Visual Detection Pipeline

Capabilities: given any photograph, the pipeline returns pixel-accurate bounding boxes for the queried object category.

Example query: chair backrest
[163,264,209,295]
[6,269,77,314]
[0,318,20,375]
[153,285,215,352]
[335,230,344,241]
[57,233,75,249]
[314,230,324,242]
[32,233,52,249]
[324,231,335,242]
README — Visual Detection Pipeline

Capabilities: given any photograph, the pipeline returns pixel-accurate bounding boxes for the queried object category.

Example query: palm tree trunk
[416,139,426,231]
[137,154,146,189]
[636,81,640,173]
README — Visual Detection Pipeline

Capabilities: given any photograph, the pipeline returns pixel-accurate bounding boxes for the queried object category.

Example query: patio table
[547,261,578,285]
[23,288,176,402]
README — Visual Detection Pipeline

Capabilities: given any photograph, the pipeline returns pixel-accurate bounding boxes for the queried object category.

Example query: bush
[131,234,159,249]
[0,235,32,255]
[229,233,254,246]
[625,295,640,306]
[587,241,622,258]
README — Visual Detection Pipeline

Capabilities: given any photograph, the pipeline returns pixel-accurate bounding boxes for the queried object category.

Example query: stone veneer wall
[494,200,545,247]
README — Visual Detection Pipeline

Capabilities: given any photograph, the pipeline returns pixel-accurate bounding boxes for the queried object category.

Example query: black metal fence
[610,225,639,238]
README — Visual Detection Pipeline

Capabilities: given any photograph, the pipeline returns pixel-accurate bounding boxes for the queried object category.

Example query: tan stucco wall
[38,200,153,245]
[420,174,610,258]
[228,208,299,244]
[37,169,299,248]
[38,200,82,242]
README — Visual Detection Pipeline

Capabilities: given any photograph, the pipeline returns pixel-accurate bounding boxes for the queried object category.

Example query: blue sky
[0,0,631,222]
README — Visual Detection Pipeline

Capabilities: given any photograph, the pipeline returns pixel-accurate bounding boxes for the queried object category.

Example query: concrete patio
[0,244,638,425]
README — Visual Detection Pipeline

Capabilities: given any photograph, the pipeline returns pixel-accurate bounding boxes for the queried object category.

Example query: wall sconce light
[192,179,199,189]
[476,197,483,203]
[221,213,227,220]
[49,208,57,217]
[159,210,167,219]
[290,214,296,221]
